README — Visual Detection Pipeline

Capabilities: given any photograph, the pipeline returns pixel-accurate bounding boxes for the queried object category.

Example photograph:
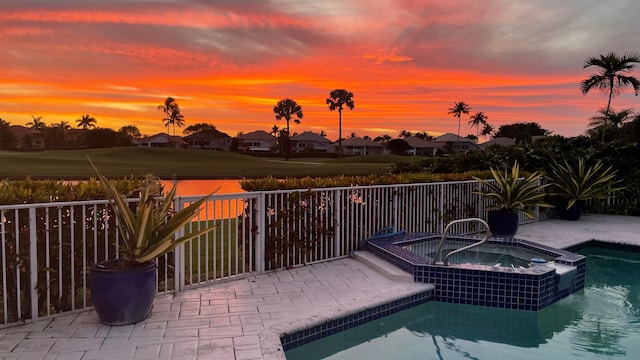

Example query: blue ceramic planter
[90,260,157,325]
[487,210,519,237]
[557,199,585,221]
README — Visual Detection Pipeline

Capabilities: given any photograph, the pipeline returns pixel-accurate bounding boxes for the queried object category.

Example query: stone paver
[0,214,637,359]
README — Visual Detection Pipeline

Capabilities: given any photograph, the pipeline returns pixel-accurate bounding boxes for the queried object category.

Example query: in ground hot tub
[364,231,585,311]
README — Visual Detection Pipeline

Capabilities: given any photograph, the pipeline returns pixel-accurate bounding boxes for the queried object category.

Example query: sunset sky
[2,0,640,140]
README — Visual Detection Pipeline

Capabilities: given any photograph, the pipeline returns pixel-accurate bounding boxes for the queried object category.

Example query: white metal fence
[0,180,548,327]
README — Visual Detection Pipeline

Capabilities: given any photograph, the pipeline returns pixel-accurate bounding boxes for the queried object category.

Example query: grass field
[0,147,424,180]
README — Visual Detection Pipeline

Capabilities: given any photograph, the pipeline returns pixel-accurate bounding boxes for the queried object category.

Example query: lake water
[161,179,244,195]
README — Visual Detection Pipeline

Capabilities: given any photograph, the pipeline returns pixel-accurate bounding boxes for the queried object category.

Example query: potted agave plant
[473,161,552,236]
[548,157,623,220]
[90,162,215,325]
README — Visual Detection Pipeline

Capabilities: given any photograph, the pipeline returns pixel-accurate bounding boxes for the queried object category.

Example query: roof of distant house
[237,130,275,140]
[9,125,36,136]
[480,137,515,148]
[339,136,384,147]
[183,128,231,140]
[140,132,184,143]
[291,131,330,142]
[404,136,435,148]
[480,135,546,148]
[433,133,477,143]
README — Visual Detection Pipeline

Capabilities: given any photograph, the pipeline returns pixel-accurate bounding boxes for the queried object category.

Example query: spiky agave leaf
[90,159,216,264]
[549,157,624,209]
[473,161,552,219]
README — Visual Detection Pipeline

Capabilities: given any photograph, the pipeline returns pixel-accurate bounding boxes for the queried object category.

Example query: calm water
[286,247,640,359]
[160,179,243,195]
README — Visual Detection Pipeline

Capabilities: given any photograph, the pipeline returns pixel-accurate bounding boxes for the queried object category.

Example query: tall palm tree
[447,101,472,144]
[469,111,488,139]
[76,114,97,130]
[26,115,46,130]
[162,109,184,136]
[326,89,355,157]
[157,97,184,136]
[580,52,640,142]
[53,120,71,129]
[273,98,303,160]
[481,122,494,141]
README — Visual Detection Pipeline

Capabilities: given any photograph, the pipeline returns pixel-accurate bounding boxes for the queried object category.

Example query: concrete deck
[0,214,638,359]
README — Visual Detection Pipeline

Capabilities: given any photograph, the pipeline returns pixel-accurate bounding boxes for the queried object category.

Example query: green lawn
[0,147,424,180]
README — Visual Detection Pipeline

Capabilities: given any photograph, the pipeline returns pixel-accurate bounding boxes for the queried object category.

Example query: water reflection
[161,179,243,195]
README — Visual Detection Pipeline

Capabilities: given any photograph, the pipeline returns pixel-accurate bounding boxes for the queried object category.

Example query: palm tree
[273,98,303,160]
[413,131,434,140]
[374,134,392,143]
[76,114,97,130]
[326,89,355,157]
[26,115,46,130]
[588,108,635,140]
[157,97,184,136]
[270,124,279,137]
[589,107,634,129]
[481,122,495,141]
[53,120,71,129]
[447,101,472,145]
[469,111,488,139]
[399,129,412,138]
[580,52,640,143]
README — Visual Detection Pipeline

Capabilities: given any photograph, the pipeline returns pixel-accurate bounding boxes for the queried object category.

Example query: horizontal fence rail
[0,180,551,327]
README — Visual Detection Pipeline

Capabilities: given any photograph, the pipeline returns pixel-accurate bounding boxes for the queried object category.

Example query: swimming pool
[285,245,640,359]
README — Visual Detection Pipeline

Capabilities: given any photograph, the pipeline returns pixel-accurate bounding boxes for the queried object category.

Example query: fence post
[255,192,266,273]
[334,189,342,257]
[393,185,400,231]
[174,196,184,292]
[28,208,39,321]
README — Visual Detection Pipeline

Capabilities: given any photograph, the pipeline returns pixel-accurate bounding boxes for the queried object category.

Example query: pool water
[438,251,539,268]
[286,247,640,359]
[404,241,555,268]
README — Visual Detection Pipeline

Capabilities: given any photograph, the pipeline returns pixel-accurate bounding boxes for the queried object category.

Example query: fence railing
[0,180,549,327]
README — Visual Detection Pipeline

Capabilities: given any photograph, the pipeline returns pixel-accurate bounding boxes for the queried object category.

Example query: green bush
[240,171,495,191]
[0,176,154,205]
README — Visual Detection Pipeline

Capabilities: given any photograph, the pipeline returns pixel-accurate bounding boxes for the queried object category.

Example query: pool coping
[258,284,434,360]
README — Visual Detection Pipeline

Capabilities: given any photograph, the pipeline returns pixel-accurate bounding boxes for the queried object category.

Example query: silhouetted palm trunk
[603,79,614,143]
[338,109,343,157]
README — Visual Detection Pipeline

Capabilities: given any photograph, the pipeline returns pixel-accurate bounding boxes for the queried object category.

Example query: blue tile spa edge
[365,231,586,311]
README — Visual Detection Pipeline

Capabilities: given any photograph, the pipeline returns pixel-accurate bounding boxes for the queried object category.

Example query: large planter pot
[487,210,519,237]
[557,199,585,221]
[90,259,157,325]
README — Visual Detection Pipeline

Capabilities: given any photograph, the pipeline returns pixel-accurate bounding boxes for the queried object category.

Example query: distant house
[335,136,385,155]
[138,133,185,148]
[236,130,277,152]
[184,130,231,151]
[290,131,332,153]
[431,133,480,153]
[479,136,546,149]
[403,136,438,156]
[9,125,45,149]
